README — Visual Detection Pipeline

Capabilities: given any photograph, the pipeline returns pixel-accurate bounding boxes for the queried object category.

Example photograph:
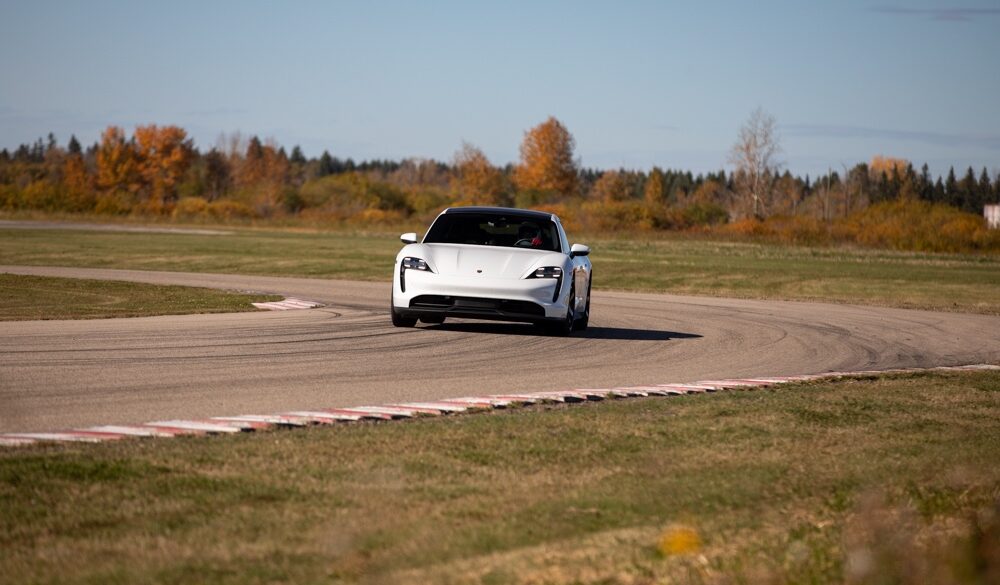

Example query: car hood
[401,243,564,279]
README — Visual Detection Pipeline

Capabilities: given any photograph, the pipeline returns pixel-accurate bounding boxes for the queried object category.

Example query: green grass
[0,273,281,320]
[2,226,999,314]
[1,371,998,584]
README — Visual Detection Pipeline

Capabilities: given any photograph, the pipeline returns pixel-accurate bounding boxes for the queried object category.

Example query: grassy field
[2,226,1000,314]
[0,273,280,320]
[1,370,998,584]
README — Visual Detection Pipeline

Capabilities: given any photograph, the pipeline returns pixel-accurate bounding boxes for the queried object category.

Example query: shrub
[353,208,406,224]
[514,189,557,209]
[20,180,63,211]
[405,189,450,216]
[64,188,97,213]
[172,196,209,219]
[299,173,412,218]
[93,192,133,215]
[206,199,256,220]
[0,184,19,210]
[845,200,998,253]
[682,202,729,227]
[715,200,1000,254]
[131,198,172,216]
[579,200,653,232]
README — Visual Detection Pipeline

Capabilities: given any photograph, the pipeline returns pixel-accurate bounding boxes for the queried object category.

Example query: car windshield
[424,213,561,252]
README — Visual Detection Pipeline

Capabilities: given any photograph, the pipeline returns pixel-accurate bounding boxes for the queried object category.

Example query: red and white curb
[252,297,323,311]
[1,363,997,448]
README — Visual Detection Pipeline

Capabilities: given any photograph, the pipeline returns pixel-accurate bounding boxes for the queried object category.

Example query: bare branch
[729,108,782,218]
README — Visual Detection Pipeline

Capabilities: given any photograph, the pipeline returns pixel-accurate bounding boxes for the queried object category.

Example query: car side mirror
[570,243,590,258]
[400,232,418,244]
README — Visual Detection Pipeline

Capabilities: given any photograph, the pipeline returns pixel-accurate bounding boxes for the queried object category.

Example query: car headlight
[527,266,563,302]
[399,257,432,294]
[401,257,432,272]
[527,266,562,279]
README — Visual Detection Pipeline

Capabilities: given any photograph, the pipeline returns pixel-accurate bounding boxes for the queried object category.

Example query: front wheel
[539,284,575,336]
[390,295,417,327]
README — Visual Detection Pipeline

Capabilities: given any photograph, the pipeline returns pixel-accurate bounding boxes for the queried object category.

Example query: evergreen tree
[887,167,902,200]
[237,136,266,187]
[202,149,230,200]
[67,135,82,155]
[959,166,978,212]
[290,145,306,165]
[933,177,946,203]
[978,167,992,205]
[918,163,933,201]
[246,136,264,161]
[870,171,889,203]
[318,150,335,176]
[944,167,959,207]
[31,138,45,162]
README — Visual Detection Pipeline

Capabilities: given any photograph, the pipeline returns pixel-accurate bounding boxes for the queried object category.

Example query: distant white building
[986,204,1000,229]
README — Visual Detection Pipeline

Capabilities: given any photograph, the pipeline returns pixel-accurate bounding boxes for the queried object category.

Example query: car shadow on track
[578,326,701,341]
[425,322,701,341]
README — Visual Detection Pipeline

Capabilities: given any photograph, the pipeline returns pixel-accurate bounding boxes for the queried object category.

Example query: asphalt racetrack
[2,265,999,433]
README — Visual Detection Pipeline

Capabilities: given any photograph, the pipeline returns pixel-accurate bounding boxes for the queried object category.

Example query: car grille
[409,295,545,317]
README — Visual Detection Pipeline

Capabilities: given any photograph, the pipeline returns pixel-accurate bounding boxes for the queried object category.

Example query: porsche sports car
[391,206,592,335]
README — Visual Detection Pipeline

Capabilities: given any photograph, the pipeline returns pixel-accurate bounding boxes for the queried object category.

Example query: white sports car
[391,206,592,335]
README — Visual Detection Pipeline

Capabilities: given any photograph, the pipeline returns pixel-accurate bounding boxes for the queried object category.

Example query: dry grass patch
[0,273,280,320]
[1,370,998,584]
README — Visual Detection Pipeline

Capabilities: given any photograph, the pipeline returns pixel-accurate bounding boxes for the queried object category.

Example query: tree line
[1,117,998,232]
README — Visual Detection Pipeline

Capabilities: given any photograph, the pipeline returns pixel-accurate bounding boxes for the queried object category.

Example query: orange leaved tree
[452,142,507,205]
[134,125,194,204]
[514,116,579,198]
[96,126,139,194]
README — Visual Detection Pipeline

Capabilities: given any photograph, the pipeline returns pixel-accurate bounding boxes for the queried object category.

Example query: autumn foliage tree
[61,150,94,211]
[134,125,193,204]
[451,142,506,205]
[643,167,667,207]
[591,170,634,203]
[870,155,909,178]
[96,126,139,194]
[4,121,999,254]
[235,136,290,215]
[514,116,579,198]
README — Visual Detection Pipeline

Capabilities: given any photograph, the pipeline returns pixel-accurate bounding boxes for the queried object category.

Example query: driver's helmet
[518,223,542,246]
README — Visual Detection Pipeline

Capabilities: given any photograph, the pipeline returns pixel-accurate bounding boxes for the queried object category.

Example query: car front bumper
[393,269,569,323]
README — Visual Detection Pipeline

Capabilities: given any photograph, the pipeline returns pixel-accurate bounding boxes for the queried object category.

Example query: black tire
[390,295,417,327]
[542,283,575,336]
[573,275,591,331]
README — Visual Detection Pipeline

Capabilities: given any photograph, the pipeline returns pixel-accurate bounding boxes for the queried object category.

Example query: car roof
[441,206,558,222]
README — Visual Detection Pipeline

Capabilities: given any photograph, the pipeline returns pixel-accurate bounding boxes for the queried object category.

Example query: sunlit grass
[2,226,998,314]
[0,273,280,320]
[1,370,997,584]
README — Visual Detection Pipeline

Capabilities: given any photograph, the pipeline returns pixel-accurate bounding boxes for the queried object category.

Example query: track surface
[2,265,999,433]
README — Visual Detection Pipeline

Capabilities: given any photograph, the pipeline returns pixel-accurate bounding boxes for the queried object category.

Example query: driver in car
[516,223,543,248]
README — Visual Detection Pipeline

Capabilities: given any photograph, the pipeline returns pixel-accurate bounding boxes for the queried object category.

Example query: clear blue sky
[1,0,998,178]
